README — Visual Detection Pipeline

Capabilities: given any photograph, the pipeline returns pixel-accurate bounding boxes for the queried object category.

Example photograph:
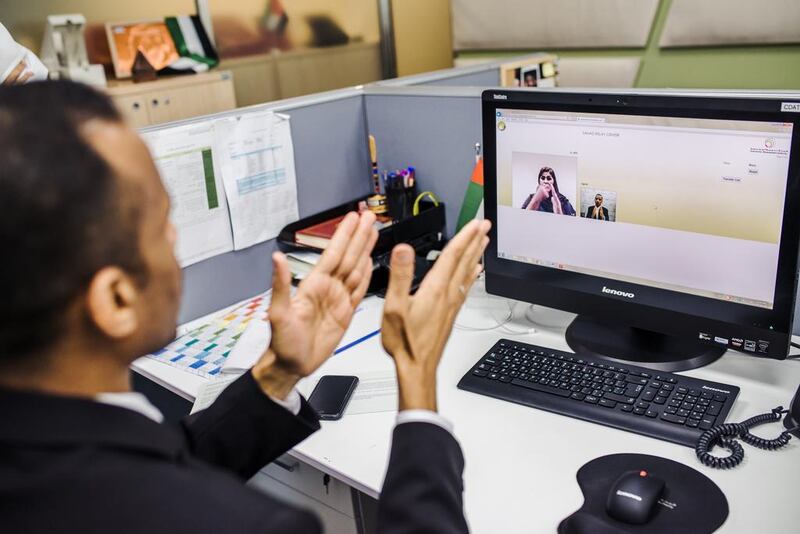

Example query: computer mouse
[605,470,665,525]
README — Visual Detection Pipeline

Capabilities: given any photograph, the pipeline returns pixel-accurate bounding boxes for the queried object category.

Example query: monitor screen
[494,108,793,310]
[482,91,800,361]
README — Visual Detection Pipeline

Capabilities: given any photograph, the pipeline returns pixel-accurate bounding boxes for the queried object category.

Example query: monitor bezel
[482,90,800,360]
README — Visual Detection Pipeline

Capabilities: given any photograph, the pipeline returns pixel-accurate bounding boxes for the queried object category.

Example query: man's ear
[86,267,140,339]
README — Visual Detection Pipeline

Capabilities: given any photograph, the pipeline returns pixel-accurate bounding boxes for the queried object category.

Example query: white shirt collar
[95,392,164,423]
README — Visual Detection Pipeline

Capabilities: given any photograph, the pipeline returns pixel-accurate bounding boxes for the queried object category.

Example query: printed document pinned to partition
[142,122,234,266]
[215,111,300,250]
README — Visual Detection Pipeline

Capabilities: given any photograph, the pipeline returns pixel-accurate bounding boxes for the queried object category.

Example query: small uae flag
[164,15,219,71]
[456,157,484,232]
[265,0,289,34]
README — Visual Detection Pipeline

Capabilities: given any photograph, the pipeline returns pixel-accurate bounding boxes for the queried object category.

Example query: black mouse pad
[558,453,728,534]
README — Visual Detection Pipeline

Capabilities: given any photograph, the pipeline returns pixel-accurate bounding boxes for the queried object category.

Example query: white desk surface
[131,291,800,534]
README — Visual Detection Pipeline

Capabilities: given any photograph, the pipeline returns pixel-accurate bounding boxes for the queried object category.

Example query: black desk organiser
[277,196,446,294]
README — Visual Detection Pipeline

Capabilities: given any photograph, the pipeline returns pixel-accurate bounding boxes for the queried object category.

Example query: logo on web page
[765,138,775,149]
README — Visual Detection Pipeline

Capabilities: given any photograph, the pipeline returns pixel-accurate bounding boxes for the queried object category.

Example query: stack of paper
[286,250,321,280]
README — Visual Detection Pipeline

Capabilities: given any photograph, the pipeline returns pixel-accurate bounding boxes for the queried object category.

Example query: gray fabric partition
[364,87,483,237]
[143,92,374,324]
[420,70,499,88]
[377,65,500,88]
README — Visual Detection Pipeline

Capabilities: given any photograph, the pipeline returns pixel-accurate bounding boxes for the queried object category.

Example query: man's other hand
[382,219,491,411]
[253,211,378,399]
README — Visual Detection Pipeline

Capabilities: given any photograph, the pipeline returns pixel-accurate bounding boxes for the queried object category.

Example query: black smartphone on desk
[308,375,359,420]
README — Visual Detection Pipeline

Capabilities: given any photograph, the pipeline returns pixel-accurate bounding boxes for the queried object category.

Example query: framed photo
[105,20,179,79]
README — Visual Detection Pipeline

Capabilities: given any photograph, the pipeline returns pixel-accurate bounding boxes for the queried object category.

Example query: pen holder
[387,183,417,222]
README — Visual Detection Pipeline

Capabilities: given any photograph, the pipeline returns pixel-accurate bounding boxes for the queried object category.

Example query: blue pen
[334,328,381,355]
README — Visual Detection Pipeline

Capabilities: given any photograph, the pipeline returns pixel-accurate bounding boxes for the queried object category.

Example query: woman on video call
[521,166,576,216]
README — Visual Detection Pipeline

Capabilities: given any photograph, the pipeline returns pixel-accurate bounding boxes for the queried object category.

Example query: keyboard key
[584,395,599,404]
[699,417,716,430]
[645,409,658,418]
[677,386,689,394]
[488,373,499,380]
[635,401,650,409]
[624,385,644,397]
[599,399,616,409]
[707,402,723,416]
[713,394,727,402]
[626,376,648,385]
[677,409,690,417]
[604,393,637,404]
[570,392,585,401]
[472,369,488,377]
[620,404,634,412]
[499,375,511,383]
[633,407,647,415]
[642,389,657,402]
[511,378,571,397]
[661,413,686,425]
[653,396,667,405]
[686,419,699,428]
[701,392,714,400]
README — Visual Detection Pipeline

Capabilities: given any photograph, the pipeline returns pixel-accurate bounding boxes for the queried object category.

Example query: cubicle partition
[141,89,374,324]
[377,63,501,88]
[363,86,483,236]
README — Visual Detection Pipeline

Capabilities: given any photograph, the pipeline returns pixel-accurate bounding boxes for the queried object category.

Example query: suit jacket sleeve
[179,372,320,479]
[376,422,469,534]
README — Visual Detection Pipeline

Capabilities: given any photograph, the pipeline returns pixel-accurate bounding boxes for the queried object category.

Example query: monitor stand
[564,315,725,372]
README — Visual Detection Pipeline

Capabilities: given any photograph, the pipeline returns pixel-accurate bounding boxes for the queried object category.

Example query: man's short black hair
[0,80,145,364]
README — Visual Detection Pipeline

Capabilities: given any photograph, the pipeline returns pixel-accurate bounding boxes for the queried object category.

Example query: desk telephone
[695,383,800,469]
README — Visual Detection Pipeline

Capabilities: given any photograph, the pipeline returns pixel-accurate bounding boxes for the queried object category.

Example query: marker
[369,135,380,194]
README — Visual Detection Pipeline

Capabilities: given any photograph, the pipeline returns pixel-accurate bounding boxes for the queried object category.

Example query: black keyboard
[457,339,740,447]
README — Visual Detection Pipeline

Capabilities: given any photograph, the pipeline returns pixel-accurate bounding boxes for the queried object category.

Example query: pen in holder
[387,182,417,221]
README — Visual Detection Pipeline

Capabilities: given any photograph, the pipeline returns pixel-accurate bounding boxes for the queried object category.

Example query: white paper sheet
[190,374,238,414]
[219,294,381,374]
[221,319,270,374]
[142,123,234,266]
[214,111,300,250]
[346,371,398,415]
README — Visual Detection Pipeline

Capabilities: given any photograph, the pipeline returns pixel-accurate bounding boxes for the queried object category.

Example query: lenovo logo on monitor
[602,286,635,299]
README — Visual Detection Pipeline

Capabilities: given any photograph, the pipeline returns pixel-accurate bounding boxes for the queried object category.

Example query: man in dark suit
[0,81,490,533]
[585,193,610,221]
